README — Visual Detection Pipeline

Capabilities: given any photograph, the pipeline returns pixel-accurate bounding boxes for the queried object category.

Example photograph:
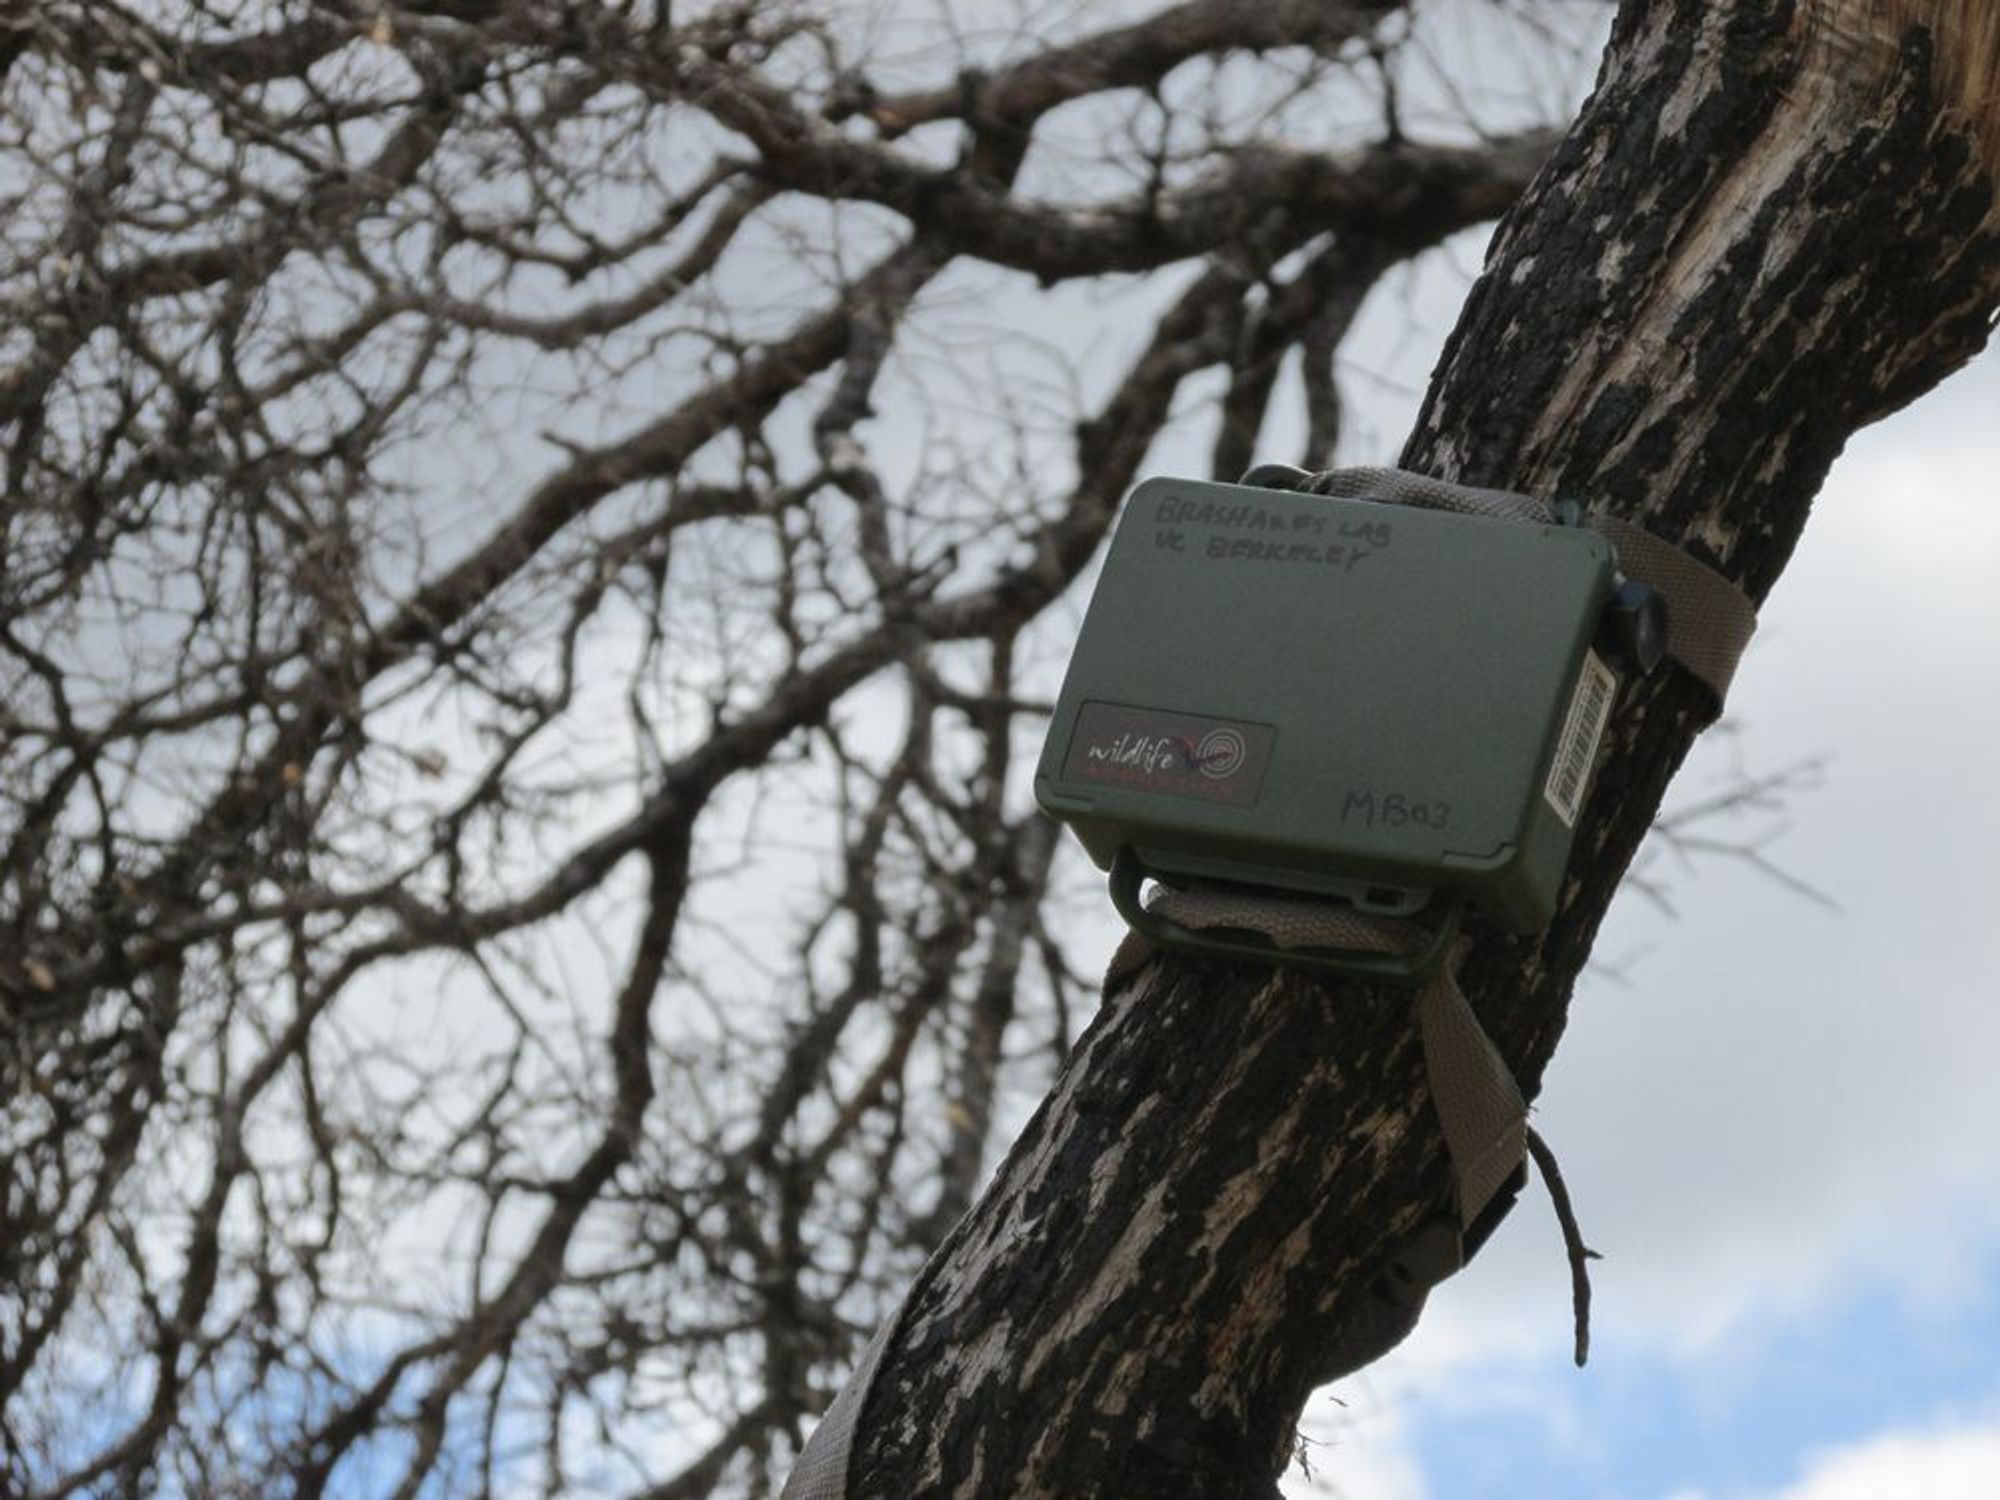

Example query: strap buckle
[1109,847,1462,984]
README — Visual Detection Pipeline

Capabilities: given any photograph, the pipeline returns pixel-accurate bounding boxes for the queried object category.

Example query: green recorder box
[1034,476,1622,933]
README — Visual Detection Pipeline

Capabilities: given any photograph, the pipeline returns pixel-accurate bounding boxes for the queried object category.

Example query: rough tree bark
[849,3,2000,1496]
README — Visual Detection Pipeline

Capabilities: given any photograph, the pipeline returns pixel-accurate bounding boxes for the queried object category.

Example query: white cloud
[1759,1420,2000,1500]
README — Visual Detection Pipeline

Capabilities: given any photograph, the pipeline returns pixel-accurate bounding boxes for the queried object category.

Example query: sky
[1272,251,2000,1500]
[10,7,1991,1497]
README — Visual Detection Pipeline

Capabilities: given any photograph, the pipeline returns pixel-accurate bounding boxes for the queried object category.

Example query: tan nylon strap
[778,1313,899,1500]
[1415,948,1530,1225]
[1307,463,1553,523]
[1589,515,1757,702]
[1305,466,1757,705]
[1104,887,1525,1229]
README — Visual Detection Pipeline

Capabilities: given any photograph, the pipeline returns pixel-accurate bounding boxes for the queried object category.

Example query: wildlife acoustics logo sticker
[1194,727,1247,778]
[1062,703,1274,806]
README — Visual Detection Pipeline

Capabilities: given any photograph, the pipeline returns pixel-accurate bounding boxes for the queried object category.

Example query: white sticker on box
[1544,650,1618,828]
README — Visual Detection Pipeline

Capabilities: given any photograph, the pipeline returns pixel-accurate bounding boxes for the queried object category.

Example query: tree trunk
[851,3,2000,1495]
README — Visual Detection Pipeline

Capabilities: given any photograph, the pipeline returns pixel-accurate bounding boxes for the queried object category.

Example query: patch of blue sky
[9,1336,531,1500]
[1396,1237,2000,1500]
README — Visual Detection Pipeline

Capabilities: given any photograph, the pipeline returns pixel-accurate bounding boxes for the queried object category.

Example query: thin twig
[1526,1124,1601,1367]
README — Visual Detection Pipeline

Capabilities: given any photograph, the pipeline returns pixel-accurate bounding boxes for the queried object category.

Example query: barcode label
[1544,651,1618,827]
